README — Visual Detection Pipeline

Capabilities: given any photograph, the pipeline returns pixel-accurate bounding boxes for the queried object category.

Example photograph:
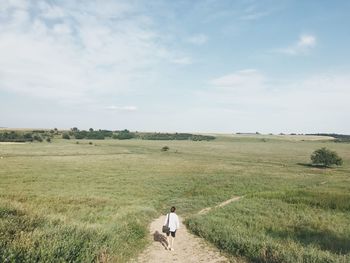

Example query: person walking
[164,206,180,251]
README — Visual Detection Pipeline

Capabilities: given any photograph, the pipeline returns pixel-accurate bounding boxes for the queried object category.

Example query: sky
[1,0,350,134]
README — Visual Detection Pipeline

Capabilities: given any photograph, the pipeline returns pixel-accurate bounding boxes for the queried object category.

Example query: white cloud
[208,69,349,105]
[38,2,66,19]
[0,1,190,105]
[238,1,274,21]
[193,69,350,133]
[186,34,208,45]
[52,23,72,35]
[297,35,316,48]
[210,69,265,92]
[1,0,29,10]
[240,11,270,20]
[106,106,138,112]
[170,56,193,65]
[277,34,317,55]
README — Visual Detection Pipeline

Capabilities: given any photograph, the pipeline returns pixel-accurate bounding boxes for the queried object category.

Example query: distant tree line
[113,129,135,140]
[63,128,134,140]
[1,128,216,142]
[64,128,215,141]
[307,133,350,143]
[139,132,215,141]
[66,128,113,140]
[0,131,52,142]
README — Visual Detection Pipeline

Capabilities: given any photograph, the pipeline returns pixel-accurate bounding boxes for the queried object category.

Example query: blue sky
[1,0,349,133]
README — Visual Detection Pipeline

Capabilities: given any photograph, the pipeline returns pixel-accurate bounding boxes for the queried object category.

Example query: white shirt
[164,212,180,232]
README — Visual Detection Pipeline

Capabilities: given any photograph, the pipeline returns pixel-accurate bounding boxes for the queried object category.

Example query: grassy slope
[0,135,349,262]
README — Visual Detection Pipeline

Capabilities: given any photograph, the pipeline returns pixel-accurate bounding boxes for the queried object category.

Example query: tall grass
[0,200,148,262]
[0,135,349,262]
[186,197,350,263]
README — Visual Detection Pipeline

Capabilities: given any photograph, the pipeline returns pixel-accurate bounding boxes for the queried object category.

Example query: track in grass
[132,196,243,263]
[198,196,243,215]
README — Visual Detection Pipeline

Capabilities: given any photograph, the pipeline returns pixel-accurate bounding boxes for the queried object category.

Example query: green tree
[33,135,43,142]
[311,147,343,167]
[114,129,135,140]
[62,133,70,140]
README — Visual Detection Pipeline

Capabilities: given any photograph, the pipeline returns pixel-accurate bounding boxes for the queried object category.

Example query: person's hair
[170,206,176,213]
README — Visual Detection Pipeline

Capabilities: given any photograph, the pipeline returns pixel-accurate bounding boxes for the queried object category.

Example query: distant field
[0,134,349,262]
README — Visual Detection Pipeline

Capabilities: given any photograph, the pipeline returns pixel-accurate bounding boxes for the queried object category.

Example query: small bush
[33,135,43,142]
[161,146,169,151]
[46,138,51,143]
[62,133,70,140]
[311,147,343,167]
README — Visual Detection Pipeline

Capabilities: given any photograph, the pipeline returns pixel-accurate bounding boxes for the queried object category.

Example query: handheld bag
[162,213,170,233]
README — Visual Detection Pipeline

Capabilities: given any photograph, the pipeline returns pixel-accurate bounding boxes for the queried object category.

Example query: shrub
[311,147,343,167]
[46,138,51,143]
[114,130,135,140]
[33,135,43,142]
[23,133,33,142]
[74,132,86,139]
[0,131,33,142]
[62,133,70,140]
[161,146,169,151]
[71,127,79,132]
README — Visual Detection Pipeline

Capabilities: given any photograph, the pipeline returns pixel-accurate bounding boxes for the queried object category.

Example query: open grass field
[1,134,349,262]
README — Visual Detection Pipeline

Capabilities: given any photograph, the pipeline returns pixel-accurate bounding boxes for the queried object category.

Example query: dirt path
[131,196,243,263]
[198,196,242,215]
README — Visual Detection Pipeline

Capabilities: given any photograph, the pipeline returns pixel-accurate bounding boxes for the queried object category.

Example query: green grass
[0,135,349,262]
[186,197,350,263]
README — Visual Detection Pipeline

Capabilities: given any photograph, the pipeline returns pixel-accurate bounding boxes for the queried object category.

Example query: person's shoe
[170,248,174,251]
